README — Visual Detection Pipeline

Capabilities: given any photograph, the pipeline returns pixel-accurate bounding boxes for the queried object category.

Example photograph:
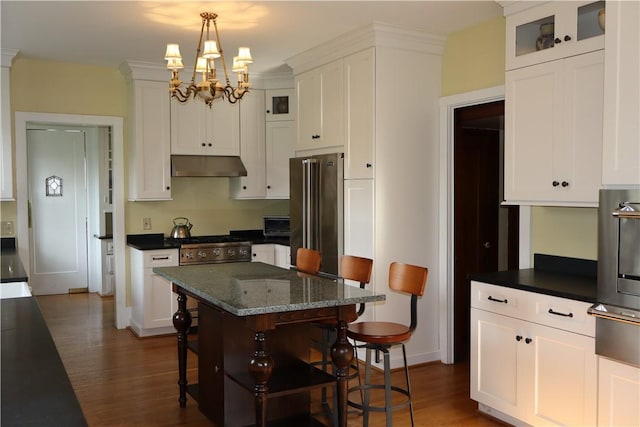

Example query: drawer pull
[548,308,573,318]
[488,296,508,304]
[152,256,170,261]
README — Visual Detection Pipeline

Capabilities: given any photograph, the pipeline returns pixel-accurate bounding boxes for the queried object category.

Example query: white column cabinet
[504,49,603,205]
[265,121,294,198]
[171,98,240,156]
[344,179,374,261]
[470,281,597,426]
[129,248,179,337]
[598,357,640,427]
[127,79,172,201]
[295,59,344,151]
[602,0,640,185]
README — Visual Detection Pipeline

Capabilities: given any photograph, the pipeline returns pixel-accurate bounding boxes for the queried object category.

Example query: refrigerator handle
[302,158,318,249]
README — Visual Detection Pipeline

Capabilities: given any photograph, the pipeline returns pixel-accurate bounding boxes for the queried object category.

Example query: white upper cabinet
[504,50,604,206]
[296,59,344,151]
[344,48,375,180]
[1,64,13,200]
[171,98,240,156]
[265,89,295,122]
[128,79,172,201]
[505,1,605,70]
[602,0,640,185]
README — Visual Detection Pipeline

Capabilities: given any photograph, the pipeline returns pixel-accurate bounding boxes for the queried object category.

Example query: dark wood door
[453,101,518,363]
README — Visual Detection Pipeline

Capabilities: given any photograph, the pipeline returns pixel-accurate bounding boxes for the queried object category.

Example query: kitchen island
[153,261,385,427]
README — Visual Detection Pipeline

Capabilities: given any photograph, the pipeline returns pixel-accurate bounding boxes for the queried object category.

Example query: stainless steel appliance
[167,235,252,265]
[263,216,290,238]
[588,188,640,367]
[289,153,343,276]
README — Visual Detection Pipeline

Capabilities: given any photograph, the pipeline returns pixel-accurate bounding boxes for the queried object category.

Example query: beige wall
[441,16,598,262]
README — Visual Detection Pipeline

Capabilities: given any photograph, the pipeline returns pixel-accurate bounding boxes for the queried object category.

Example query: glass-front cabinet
[506,1,605,70]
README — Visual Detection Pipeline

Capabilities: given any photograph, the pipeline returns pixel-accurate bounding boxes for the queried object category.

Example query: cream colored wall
[441,16,598,261]
[441,16,506,97]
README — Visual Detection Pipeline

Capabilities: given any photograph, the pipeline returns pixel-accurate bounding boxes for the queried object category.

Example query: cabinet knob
[552,180,560,187]
[561,181,569,187]
[554,37,562,44]
[525,338,533,344]
[366,163,372,168]
[516,335,523,342]
[564,35,571,42]
[208,143,212,147]
[267,185,271,189]
[243,186,247,190]
[166,186,171,190]
[202,143,206,147]
[266,109,270,114]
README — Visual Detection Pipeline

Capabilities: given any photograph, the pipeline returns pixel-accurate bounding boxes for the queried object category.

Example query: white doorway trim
[438,86,531,364]
[15,112,127,329]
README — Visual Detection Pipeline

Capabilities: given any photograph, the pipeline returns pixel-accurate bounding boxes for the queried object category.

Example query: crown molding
[286,22,445,75]
[118,60,167,81]
[1,49,20,68]
[497,1,549,17]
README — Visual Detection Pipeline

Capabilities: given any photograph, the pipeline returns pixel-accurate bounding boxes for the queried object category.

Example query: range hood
[171,155,247,177]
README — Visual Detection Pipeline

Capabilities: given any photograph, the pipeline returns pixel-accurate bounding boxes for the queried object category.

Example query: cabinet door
[274,245,291,269]
[602,0,640,185]
[296,59,344,151]
[505,60,563,203]
[524,322,597,426]
[130,80,172,200]
[265,121,294,198]
[208,101,240,155]
[144,271,178,328]
[470,308,522,418]
[1,66,13,200]
[171,99,208,155]
[559,50,603,203]
[505,1,605,70]
[345,48,375,179]
[251,244,275,265]
[232,90,266,199]
[344,179,374,261]
[598,357,640,427]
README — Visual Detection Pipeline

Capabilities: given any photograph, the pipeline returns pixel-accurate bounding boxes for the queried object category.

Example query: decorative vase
[536,22,555,51]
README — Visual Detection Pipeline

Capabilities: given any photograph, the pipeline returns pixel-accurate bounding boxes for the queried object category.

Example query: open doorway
[452,101,519,363]
[15,112,127,329]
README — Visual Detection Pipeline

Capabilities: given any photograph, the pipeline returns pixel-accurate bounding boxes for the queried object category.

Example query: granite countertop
[468,254,597,303]
[1,297,87,426]
[1,238,28,283]
[154,262,384,317]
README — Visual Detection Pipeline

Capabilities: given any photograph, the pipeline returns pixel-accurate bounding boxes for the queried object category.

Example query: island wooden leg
[249,331,273,427]
[173,291,192,408]
[331,320,354,427]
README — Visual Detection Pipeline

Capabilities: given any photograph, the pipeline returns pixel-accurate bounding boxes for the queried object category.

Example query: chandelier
[164,12,253,107]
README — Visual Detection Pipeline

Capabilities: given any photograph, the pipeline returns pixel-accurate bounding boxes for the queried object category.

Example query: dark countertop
[1,297,87,426]
[468,254,597,303]
[1,238,28,283]
[127,231,290,251]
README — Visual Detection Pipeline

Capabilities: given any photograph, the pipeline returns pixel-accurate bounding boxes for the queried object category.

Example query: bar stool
[313,255,373,422]
[296,247,321,274]
[346,261,428,427]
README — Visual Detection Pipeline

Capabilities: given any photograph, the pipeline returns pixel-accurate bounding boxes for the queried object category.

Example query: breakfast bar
[154,261,385,427]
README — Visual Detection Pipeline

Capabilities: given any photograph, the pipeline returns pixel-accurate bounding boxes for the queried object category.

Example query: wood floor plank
[36,293,506,427]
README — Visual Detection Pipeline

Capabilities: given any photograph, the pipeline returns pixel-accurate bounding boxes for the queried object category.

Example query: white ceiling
[1,1,504,74]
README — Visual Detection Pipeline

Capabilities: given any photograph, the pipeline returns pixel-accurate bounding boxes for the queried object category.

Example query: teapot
[170,217,193,239]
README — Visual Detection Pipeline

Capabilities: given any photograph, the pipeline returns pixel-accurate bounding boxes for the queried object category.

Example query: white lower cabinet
[598,357,640,427]
[129,248,179,337]
[471,281,597,426]
[251,244,290,269]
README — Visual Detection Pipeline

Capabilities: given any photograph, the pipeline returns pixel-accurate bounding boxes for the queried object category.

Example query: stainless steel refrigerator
[289,153,344,276]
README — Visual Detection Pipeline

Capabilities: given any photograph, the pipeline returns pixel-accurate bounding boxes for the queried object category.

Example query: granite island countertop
[154,262,384,317]
[468,254,597,303]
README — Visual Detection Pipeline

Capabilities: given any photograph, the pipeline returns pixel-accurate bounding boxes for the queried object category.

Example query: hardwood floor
[36,293,505,427]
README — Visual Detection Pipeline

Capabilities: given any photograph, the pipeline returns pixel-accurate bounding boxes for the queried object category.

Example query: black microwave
[263,216,290,237]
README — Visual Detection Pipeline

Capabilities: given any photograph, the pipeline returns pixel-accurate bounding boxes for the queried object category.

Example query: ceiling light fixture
[164,12,252,107]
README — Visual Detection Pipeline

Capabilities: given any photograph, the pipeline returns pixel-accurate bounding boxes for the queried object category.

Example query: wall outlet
[1,221,14,236]
[142,218,151,230]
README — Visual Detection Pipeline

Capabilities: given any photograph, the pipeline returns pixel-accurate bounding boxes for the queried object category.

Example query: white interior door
[27,128,88,295]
